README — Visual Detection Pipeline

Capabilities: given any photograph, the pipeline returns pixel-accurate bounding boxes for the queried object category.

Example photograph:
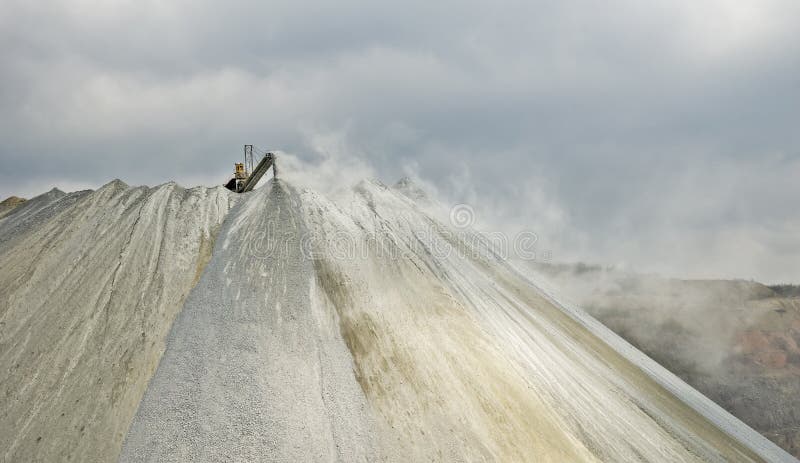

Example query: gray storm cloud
[1,0,798,282]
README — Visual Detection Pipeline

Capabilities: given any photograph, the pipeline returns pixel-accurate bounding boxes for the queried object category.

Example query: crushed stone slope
[302,179,795,462]
[123,178,794,462]
[0,188,89,251]
[2,177,796,463]
[120,180,386,462]
[0,180,231,463]
[120,181,388,462]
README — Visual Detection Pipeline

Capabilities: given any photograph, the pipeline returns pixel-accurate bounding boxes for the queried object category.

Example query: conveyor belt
[241,152,274,192]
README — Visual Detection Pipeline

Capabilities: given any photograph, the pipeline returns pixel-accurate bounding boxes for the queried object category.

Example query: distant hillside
[769,284,800,298]
[526,262,800,459]
[0,196,26,219]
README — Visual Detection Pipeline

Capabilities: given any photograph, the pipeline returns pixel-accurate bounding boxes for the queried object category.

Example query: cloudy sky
[1,0,799,282]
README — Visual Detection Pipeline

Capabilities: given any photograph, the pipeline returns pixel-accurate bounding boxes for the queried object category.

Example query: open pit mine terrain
[526,264,800,459]
[0,179,797,462]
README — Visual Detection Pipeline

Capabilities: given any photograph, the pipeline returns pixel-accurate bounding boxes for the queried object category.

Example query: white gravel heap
[2,178,796,462]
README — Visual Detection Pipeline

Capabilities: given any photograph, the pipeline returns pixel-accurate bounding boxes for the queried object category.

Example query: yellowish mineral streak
[315,255,598,462]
